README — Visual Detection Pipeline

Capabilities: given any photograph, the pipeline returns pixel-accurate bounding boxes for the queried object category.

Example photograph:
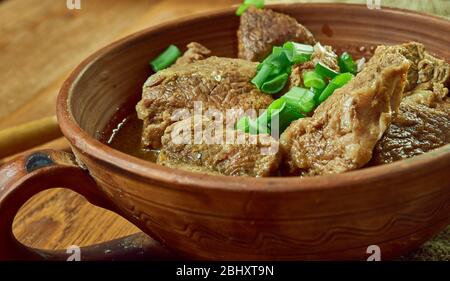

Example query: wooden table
[0,0,448,259]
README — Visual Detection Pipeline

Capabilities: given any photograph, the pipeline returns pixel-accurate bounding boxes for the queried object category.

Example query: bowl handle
[0,149,175,260]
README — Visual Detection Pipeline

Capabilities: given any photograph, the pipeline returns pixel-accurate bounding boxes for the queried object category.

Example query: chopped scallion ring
[252,63,275,89]
[318,72,354,103]
[150,45,181,72]
[236,0,265,16]
[258,47,292,74]
[303,71,326,89]
[236,4,250,16]
[283,87,317,115]
[236,116,250,133]
[283,42,314,64]
[315,62,340,79]
[261,73,289,94]
[338,52,357,74]
[332,72,354,87]
[317,83,338,104]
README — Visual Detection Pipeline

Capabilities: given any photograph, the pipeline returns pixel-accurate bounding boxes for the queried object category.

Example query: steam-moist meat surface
[175,42,211,65]
[280,47,411,176]
[157,116,281,177]
[237,7,316,62]
[136,56,273,149]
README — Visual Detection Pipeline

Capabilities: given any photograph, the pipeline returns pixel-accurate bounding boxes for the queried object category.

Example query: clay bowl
[1,3,449,260]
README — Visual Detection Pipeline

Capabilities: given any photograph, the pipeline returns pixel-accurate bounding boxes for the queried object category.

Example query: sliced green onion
[236,116,250,132]
[252,118,269,134]
[310,87,323,103]
[252,63,274,89]
[261,73,289,94]
[238,95,306,135]
[338,52,357,74]
[237,99,276,134]
[273,98,304,133]
[252,43,315,95]
[253,47,291,93]
[259,47,291,74]
[317,83,338,104]
[254,111,269,134]
[283,42,314,64]
[332,72,354,87]
[262,98,303,134]
[259,98,287,126]
[283,87,317,114]
[268,97,287,112]
[259,47,283,67]
[236,0,265,16]
[283,42,314,54]
[315,62,340,79]
[271,47,292,74]
[287,53,311,65]
[150,45,181,72]
[256,98,284,123]
[236,3,250,16]
[252,108,273,134]
[253,42,315,95]
[236,116,265,134]
[303,71,326,89]
[318,73,355,103]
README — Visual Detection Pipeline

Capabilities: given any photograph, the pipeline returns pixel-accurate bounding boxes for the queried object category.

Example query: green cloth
[402,225,450,260]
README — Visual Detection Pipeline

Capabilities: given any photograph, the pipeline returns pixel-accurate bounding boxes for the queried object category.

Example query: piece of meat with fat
[237,7,316,62]
[377,42,450,93]
[280,47,411,176]
[174,42,211,65]
[157,116,281,177]
[370,98,450,165]
[370,42,450,165]
[136,56,273,149]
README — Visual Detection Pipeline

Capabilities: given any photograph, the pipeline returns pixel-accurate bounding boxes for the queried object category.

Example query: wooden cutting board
[0,0,448,260]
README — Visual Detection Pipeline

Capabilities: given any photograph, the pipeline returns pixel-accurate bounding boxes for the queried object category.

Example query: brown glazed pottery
[1,4,449,260]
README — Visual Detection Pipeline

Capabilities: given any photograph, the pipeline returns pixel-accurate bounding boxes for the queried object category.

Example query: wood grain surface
[0,0,448,258]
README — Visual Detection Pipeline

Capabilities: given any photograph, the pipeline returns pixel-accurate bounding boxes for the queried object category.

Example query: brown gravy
[102,109,159,163]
